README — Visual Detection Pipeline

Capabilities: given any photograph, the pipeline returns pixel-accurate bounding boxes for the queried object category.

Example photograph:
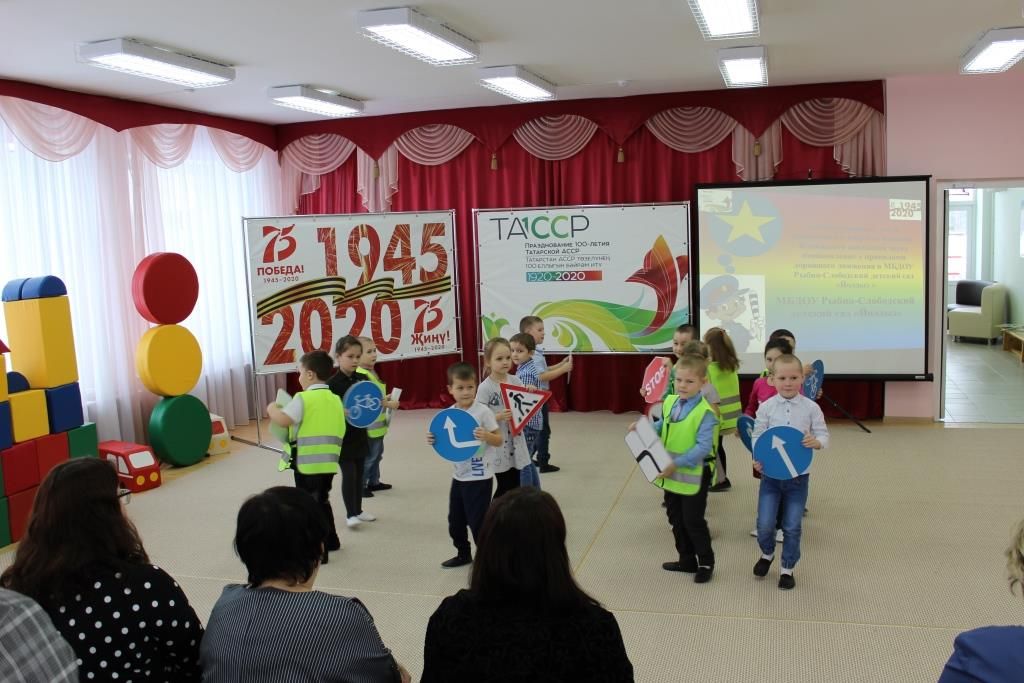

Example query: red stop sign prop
[641,358,670,403]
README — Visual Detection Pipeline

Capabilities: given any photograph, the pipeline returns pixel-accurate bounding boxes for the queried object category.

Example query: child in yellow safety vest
[704,327,741,492]
[629,355,720,583]
[267,350,345,564]
[356,337,399,498]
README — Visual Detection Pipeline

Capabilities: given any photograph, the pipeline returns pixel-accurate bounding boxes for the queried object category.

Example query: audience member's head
[234,486,329,588]
[471,488,597,613]
[1007,518,1024,598]
[0,458,146,607]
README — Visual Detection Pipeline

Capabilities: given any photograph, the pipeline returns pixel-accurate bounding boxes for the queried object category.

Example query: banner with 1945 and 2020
[244,212,458,374]
[475,203,690,353]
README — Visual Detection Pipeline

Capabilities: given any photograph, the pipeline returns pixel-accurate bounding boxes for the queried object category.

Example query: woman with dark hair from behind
[200,486,410,682]
[938,518,1024,682]
[0,458,203,681]
[421,487,634,682]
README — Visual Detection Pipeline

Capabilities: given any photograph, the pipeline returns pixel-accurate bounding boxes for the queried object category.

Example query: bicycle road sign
[343,380,384,429]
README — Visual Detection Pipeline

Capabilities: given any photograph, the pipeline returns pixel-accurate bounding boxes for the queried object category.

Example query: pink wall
[885,70,1024,418]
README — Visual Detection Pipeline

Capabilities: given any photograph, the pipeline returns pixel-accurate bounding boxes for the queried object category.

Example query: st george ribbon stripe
[256,275,452,318]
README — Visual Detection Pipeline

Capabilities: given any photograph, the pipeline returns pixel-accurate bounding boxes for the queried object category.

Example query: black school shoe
[662,559,698,573]
[694,566,714,583]
[753,557,773,577]
[779,573,796,590]
[326,533,341,552]
[538,464,560,473]
[441,554,472,568]
[362,488,374,498]
[367,482,393,491]
[708,478,732,492]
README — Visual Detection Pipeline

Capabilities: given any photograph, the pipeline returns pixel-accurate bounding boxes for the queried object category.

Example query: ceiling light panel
[718,46,767,87]
[478,66,556,102]
[77,38,234,88]
[268,85,363,118]
[961,27,1024,73]
[358,7,479,65]
[688,0,759,40]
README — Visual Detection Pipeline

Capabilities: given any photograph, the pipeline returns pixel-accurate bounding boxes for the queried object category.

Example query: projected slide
[695,178,928,377]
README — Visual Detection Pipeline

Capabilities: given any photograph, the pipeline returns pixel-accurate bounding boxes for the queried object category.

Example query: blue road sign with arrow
[737,414,755,453]
[429,408,483,462]
[753,425,813,480]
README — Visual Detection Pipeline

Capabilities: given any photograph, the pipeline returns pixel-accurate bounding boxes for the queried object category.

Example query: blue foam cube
[20,276,67,300]
[0,402,11,451]
[44,383,84,434]
[6,373,28,394]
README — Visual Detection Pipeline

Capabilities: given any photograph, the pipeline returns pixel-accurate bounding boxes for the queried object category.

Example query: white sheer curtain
[130,126,284,429]
[0,119,150,442]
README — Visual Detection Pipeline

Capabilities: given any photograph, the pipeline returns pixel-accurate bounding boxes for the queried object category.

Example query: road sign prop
[429,408,483,462]
[624,417,674,484]
[641,358,670,403]
[499,383,551,435]
[737,414,755,453]
[343,380,384,429]
[803,359,824,399]
[753,425,813,480]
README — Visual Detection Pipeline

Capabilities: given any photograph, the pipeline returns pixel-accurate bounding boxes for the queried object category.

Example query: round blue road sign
[429,408,483,462]
[753,425,813,480]
[343,380,384,429]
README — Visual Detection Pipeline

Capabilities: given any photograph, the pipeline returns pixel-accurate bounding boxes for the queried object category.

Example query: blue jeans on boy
[535,403,551,466]
[363,437,384,488]
[520,427,542,488]
[756,474,810,569]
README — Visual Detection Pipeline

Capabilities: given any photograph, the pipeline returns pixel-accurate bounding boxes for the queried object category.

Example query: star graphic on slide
[719,201,774,243]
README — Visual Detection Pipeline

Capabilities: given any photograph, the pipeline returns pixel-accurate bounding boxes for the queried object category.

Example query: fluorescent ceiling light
[268,86,363,118]
[688,0,759,40]
[77,38,234,88]
[358,7,478,65]
[718,46,767,87]
[960,27,1024,74]
[478,66,555,102]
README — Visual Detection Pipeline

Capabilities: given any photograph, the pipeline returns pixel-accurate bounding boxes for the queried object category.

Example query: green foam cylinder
[149,395,212,467]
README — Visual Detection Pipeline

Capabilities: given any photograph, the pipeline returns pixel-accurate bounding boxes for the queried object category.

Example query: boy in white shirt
[750,354,829,590]
[427,362,503,568]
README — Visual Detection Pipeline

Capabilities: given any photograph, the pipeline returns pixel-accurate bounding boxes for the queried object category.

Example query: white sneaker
[750,528,757,537]
[775,529,784,543]
[357,511,377,522]
[346,516,362,528]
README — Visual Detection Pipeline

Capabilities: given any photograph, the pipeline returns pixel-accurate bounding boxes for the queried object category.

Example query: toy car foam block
[149,395,212,467]
[0,402,11,451]
[98,441,161,493]
[135,325,202,396]
[1,441,39,496]
[9,390,48,443]
[0,496,10,547]
[67,422,98,459]
[6,372,28,394]
[3,296,79,388]
[8,486,37,542]
[20,276,67,300]
[132,253,199,325]
[35,433,69,481]
[208,413,230,455]
[0,354,7,402]
[1,278,29,302]
[44,382,84,434]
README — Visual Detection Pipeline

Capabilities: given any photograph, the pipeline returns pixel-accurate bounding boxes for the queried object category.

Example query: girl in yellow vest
[630,355,720,583]
[704,327,741,492]
[356,337,399,498]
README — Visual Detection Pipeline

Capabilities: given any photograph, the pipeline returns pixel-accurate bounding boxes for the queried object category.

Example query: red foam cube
[36,432,69,482]
[8,485,37,542]
[1,441,39,496]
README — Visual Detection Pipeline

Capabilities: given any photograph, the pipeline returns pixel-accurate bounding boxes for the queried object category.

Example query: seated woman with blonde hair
[939,518,1024,682]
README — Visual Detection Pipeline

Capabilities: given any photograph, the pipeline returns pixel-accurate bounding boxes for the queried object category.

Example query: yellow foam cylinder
[3,296,79,388]
[10,389,49,442]
[135,325,202,396]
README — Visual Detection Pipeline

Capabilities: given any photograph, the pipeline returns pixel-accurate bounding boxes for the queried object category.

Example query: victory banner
[475,204,689,352]
[244,212,458,374]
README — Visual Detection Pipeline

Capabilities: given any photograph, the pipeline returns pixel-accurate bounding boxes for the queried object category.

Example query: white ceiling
[2,0,1023,125]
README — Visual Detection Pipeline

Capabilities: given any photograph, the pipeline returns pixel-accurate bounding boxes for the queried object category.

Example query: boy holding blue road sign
[427,362,503,569]
[751,354,830,590]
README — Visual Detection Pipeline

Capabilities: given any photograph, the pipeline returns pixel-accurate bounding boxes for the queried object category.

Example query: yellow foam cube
[0,354,7,402]
[9,389,49,442]
[3,296,79,389]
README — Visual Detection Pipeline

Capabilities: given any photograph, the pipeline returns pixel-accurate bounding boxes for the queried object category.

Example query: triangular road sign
[499,382,551,436]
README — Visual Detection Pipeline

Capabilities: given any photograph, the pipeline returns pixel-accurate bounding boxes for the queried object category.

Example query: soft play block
[3,296,79,388]
[8,486,37,542]
[20,276,67,300]
[67,422,98,459]
[149,394,212,467]
[0,496,10,547]
[135,325,202,396]
[44,382,84,433]
[1,441,38,495]
[35,433,68,481]
[0,352,7,401]
[6,372,28,394]
[9,390,48,443]
[132,253,199,324]
[2,278,29,302]
[208,414,230,455]
[0,402,11,451]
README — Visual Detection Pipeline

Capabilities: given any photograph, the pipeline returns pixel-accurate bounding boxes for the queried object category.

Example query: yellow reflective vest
[277,388,345,475]
[707,362,741,431]
[356,367,389,438]
[656,395,719,495]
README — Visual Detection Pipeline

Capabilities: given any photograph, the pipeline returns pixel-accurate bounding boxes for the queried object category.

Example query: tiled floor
[944,334,1024,423]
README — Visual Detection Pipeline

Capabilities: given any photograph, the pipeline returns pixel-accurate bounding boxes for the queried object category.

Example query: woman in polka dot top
[1,458,203,681]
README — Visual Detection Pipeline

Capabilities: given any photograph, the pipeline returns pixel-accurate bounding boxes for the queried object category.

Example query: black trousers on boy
[663,466,715,567]
[448,478,494,556]
[493,468,520,499]
[340,457,365,518]
[293,470,340,547]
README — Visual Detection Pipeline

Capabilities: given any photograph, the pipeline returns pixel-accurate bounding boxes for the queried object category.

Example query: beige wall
[885,70,1024,418]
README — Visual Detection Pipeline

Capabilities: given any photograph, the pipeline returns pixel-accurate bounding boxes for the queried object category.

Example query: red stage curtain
[300,128,885,419]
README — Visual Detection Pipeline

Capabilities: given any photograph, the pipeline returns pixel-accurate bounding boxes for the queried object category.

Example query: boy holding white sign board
[751,354,830,590]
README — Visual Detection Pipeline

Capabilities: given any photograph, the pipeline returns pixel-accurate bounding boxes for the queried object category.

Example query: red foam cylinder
[132,253,199,324]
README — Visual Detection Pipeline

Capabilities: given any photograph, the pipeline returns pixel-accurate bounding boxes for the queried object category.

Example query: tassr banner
[475,203,690,352]
[244,212,458,373]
